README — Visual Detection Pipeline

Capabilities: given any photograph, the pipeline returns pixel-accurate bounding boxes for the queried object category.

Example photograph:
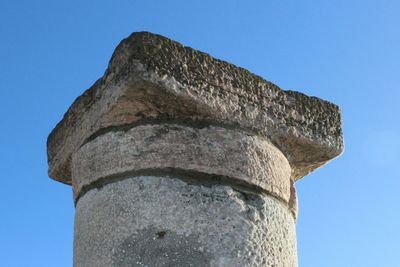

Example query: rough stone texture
[47,31,344,267]
[47,31,344,185]
[72,124,292,204]
[113,227,211,267]
[74,176,298,267]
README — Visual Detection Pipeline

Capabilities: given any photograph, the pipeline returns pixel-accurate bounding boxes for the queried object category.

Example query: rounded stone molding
[72,123,292,205]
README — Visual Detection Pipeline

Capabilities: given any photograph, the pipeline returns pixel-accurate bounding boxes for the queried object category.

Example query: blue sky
[1,0,399,266]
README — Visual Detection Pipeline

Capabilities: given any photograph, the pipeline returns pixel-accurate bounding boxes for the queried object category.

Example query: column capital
[47,31,343,186]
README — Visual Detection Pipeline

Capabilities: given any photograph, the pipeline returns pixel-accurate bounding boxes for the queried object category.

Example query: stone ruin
[47,32,343,267]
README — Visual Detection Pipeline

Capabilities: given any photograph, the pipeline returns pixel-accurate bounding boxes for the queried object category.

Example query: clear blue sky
[1,1,399,266]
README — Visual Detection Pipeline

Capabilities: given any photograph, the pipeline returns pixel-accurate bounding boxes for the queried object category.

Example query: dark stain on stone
[112,227,211,267]
[157,230,166,239]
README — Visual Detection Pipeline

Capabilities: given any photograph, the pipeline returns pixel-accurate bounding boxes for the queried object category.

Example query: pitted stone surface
[112,227,211,267]
[72,124,292,204]
[47,31,344,184]
[74,176,298,267]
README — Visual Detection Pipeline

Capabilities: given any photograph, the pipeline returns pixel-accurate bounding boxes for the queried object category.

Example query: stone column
[47,32,343,267]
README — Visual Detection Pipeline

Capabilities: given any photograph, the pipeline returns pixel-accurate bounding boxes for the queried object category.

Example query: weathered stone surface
[46,31,347,267]
[72,124,292,204]
[74,176,298,267]
[47,31,343,184]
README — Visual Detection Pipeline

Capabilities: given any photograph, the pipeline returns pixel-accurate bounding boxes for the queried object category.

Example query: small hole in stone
[157,231,166,239]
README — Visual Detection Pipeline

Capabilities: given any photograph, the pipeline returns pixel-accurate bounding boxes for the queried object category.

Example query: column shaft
[72,124,297,266]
